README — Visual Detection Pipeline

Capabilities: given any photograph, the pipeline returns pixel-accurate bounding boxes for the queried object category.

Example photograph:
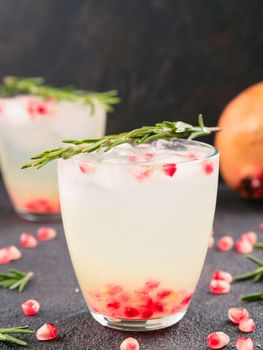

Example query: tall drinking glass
[58,139,219,331]
[0,96,106,221]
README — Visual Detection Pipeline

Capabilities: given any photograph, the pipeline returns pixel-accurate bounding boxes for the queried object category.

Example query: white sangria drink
[57,137,219,331]
[0,77,119,221]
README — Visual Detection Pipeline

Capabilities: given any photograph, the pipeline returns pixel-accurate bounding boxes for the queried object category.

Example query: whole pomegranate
[215,82,263,199]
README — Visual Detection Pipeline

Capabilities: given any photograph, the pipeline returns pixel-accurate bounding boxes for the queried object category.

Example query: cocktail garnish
[0,76,120,112]
[22,114,219,169]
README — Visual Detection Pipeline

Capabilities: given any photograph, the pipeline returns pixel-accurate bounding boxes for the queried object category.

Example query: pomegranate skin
[215,82,263,200]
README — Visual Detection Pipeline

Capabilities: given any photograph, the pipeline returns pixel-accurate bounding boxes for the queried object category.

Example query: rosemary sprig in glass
[22,114,219,169]
[0,326,34,347]
[0,268,34,292]
[233,254,263,301]
[0,76,120,112]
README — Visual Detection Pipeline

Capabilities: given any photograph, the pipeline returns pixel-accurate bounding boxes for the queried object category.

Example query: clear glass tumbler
[0,95,106,221]
[58,139,219,331]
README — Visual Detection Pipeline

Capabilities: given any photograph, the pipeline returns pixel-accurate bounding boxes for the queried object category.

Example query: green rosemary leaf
[22,115,220,169]
[0,326,33,335]
[241,292,263,302]
[0,333,28,346]
[254,242,263,250]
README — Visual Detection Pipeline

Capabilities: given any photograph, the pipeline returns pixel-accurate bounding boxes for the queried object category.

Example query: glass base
[90,309,186,331]
[16,211,62,223]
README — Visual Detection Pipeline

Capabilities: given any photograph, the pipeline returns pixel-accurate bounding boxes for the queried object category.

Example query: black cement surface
[0,182,263,349]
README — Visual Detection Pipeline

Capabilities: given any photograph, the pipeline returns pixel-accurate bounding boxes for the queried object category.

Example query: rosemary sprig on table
[22,114,219,169]
[0,76,120,112]
[0,326,34,347]
[0,268,33,292]
[233,255,263,301]
[254,242,263,250]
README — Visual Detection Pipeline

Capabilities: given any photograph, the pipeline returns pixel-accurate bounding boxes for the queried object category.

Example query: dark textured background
[0,0,262,133]
[1,181,263,349]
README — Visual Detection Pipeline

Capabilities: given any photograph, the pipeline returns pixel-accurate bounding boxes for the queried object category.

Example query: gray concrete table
[0,181,263,349]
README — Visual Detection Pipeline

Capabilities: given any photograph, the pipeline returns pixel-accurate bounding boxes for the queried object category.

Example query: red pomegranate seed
[20,233,38,248]
[36,323,58,341]
[106,283,123,295]
[37,104,47,115]
[240,231,257,245]
[180,293,193,306]
[79,161,90,174]
[239,318,255,333]
[210,280,231,294]
[124,306,140,318]
[162,163,177,177]
[120,337,140,350]
[135,167,153,182]
[217,236,234,251]
[235,337,254,350]
[37,227,57,241]
[107,300,120,309]
[235,238,253,254]
[119,292,130,302]
[0,249,11,264]
[203,162,214,175]
[129,155,139,162]
[207,332,230,349]
[228,308,250,324]
[209,236,215,248]
[143,153,155,159]
[259,223,263,231]
[156,289,172,299]
[141,309,153,319]
[212,271,233,283]
[3,245,22,261]
[21,299,40,316]
[144,279,160,291]
[152,301,164,312]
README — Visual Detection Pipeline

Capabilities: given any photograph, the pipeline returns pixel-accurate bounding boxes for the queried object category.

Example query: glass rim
[58,138,219,167]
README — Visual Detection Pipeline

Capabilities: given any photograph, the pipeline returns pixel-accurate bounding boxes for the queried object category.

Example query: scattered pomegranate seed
[235,238,253,254]
[240,231,257,245]
[259,223,263,231]
[217,236,234,252]
[235,337,254,350]
[209,236,215,248]
[37,227,57,241]
[21,299,40,316]
[2,245,22,261]
[162,163,177,177]
[228,308,250,324]
[210,280,231,294]
[120,337,139,350]
[36,323,58,341]
[239,318,255,333]
[124,306,140,318]
[203,162,214,175]
[212,271,233,283]
[207,332,230,349]
[79,160,90,174]
[20,233,38,248]
[0,249,11,264]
